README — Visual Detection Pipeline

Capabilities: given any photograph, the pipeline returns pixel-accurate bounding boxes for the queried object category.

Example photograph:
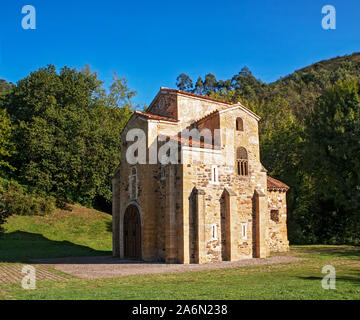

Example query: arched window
[236,117,243,131]
[236,147,248,176]
[200,136,204,148]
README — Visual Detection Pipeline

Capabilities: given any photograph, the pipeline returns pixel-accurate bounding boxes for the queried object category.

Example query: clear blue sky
[1,0,359,106]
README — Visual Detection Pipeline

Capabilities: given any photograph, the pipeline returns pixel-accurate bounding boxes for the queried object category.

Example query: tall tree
[193,77,204,95]
[176,73,193,92]
[203,73,217,95]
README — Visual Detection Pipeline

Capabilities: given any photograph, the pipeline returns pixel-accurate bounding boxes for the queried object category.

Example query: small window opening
[236,118,244,131]
[271,210,280,223]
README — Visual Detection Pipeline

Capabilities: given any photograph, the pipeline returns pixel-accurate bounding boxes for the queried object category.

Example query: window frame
[211,224,218,241]
[236,147,249,176]
[210,165,219,184]
[241,223,247,240]
[236,117,244,131]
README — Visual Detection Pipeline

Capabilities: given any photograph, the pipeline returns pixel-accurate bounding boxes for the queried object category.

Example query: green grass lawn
[0,206,359,300]
[0,205,112,262]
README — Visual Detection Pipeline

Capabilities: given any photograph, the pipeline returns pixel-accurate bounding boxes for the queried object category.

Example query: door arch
[123,205,141,260]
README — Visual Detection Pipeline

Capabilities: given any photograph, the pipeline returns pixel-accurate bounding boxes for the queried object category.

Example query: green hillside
[266,52,360,117]
[0,205,112,262]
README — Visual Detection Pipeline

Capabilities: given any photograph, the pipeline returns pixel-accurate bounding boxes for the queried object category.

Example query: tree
[203,73,217,95]
[0,202,10,234]
[107,72,137,109]
[176,73,193,92]
[304,79,360,243]
[0,109,15,171]
[239,66,252,76]
[2,65,134,210]
[193,77,204,95]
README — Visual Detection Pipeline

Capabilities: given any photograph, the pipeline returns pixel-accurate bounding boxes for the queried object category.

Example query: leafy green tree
[0,79,11,95]
[0,201,10,234]
[203,73,217,95]
[0,109,15,171]
[3,65,133,210]
[303,79,360,243]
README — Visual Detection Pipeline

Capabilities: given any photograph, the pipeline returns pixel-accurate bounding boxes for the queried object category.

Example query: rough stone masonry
[112,87,289,264]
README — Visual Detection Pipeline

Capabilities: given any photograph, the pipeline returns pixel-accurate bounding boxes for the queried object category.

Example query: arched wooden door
[123,205,141,260]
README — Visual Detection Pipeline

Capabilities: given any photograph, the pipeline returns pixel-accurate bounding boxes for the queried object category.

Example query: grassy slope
[0,207,359,300]
[0,205,112,262]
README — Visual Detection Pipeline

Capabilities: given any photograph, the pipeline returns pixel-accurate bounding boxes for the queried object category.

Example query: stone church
[112,87,290,264]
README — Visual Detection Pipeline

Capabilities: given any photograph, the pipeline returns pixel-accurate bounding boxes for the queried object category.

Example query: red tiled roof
[267,176,290,191]
[134,110,178,123]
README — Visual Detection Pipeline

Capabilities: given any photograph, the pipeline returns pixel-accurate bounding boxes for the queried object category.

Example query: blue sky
[1,0,359,106]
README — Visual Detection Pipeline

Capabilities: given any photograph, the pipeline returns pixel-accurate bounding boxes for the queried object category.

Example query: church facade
[112,88,289,264]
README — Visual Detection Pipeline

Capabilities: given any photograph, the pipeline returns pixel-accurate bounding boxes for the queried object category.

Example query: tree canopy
[0,65,133,211]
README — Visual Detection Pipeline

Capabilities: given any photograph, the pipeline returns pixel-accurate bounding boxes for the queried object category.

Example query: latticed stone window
[236,117,244,131]
[271,209,280,223]
[236,147,248,176]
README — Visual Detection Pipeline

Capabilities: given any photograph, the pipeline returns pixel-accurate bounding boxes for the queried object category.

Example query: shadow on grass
[292,246,360,260]
[0,231,111,263]
[298,269,360,286]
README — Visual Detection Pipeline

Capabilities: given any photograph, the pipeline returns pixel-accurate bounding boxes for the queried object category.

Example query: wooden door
[124,205,141,259]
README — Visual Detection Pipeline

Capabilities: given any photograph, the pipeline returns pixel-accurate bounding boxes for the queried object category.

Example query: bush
[1,186,56,216]
[0,201,10,234]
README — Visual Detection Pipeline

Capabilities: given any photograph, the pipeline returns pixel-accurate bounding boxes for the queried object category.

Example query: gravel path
[33,255,304,279]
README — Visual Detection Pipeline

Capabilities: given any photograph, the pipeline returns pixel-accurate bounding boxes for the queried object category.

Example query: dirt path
[33,255,304,279]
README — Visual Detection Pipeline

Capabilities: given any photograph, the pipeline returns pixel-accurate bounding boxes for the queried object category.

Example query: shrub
[0,179,56,217]
[0,201,10,234]
[1,186,56,216]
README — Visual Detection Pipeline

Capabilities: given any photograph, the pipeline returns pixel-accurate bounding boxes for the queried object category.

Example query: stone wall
[267,190,289,252]
[113,89,289,264]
